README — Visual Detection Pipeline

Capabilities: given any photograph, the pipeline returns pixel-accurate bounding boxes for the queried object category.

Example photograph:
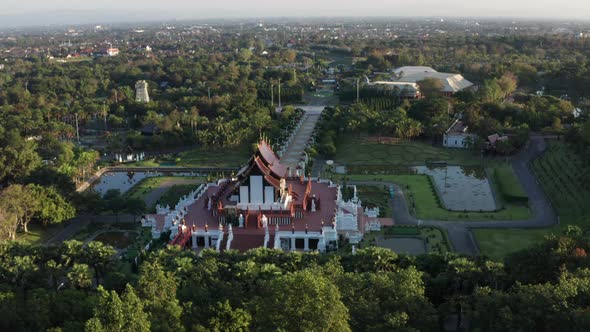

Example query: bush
[494,166,528,204]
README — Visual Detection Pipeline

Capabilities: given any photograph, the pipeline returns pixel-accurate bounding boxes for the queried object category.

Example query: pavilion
[142,140,378,252]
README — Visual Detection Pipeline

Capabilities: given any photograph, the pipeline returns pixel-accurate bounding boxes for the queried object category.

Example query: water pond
[376,236,427,255]
[413,166,497,212]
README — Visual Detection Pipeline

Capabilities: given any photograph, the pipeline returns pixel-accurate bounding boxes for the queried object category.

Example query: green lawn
[493,166,528,203]
[124,176,205,201]
[475,141,590,259]
[473,228,550,261]
[16,223,66,245]
[127,146,250,168]
[335,137,492,167]
[177,146,250,168]
[348,174,531,221]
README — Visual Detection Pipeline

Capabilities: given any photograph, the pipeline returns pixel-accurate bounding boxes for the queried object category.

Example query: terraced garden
[532,142,590,216]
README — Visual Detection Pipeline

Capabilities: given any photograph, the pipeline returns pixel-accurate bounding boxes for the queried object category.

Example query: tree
[125,198,146,222]
[103,190,125,221]
[336,267,437,331]
[252,270,351,332]
[497,72,518,97]
[85,285,150,332]
[0,184,39,234]
[417,78,444,98]
[84,241,117,283]
[480,79,504,103]
[137,261,184,332]
[67,263,93,289]
[0,128,42,184]
[207,300,251,332]
[29,184,76,227]
[0,205,19,240]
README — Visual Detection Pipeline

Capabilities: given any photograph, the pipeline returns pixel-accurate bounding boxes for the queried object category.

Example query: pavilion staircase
[228,234,265,252]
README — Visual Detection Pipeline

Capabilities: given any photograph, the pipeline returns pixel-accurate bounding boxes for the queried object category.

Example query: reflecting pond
[92,171,204,196]
[414,166,497,212]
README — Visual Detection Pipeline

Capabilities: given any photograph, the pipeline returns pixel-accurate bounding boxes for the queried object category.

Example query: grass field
[348,174,531,221]
[156,184,198,211]
[335,137,490,167]
[15,223,66,245]
[473,228,551,261]
[124,176,205,203]
[493,166,528,203]
[177,146,250,168]
[128,146,250,168]
[475,141,590,260]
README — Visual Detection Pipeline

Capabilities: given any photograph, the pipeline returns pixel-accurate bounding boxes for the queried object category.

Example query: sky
[1,0,589,27]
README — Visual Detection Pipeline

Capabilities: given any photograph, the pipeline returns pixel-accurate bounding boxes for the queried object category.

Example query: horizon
[1,0,590,29]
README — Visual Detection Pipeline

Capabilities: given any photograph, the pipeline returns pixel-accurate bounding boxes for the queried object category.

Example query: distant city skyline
[1,0,589,28]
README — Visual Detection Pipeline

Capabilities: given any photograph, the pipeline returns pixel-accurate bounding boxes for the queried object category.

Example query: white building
[391,66,474,95]
[135,80,150,103]
[443,120,476,148]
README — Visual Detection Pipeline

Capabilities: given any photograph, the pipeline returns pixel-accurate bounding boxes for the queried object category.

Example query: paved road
[350,136,558,255]
[44,214,137,245]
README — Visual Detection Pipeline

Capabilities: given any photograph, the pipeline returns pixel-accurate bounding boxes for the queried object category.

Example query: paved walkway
[44,214,137,245]
[280,113,321,170]
[350,136,558,255]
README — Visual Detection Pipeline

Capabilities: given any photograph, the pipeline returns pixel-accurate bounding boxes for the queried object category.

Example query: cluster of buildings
[142,140,385,252]
[367,66,474,99]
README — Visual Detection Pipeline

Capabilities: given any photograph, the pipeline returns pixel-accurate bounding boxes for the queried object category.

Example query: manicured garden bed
[493,166,528,204]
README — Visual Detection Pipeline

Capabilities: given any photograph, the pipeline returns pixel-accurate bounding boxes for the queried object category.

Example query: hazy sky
[1,0,589,26]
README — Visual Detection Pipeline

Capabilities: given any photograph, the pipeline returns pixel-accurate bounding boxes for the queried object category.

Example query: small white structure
[135,80,150,103]
[443,120,476,149]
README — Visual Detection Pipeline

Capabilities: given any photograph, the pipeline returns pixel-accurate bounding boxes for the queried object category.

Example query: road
[350,136,558,255]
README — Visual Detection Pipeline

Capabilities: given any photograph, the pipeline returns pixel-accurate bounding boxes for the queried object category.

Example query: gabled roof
[257,140,288,178]
[390,66,473,93]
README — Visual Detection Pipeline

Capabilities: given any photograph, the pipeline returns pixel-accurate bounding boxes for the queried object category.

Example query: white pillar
[192,234,197,249]
[304,237,309,251]
[290,237,296,252]
[204,235,210,249]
